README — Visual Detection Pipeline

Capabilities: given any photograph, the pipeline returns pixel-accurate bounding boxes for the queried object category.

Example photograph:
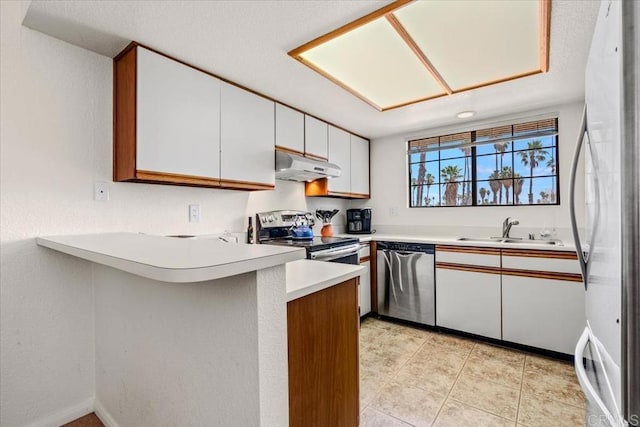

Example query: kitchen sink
[456,237,504,243]
[457,237,563,246]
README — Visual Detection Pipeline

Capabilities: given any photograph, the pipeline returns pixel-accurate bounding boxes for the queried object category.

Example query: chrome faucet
[502,217,520,238]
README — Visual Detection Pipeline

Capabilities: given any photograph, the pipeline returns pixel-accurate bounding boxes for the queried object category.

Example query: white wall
[0,2,348,426]
[355,102,585,240]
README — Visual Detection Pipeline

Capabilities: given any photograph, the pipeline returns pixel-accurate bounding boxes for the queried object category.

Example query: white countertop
[37,232,306,283]
[335,233,576,252]
[286,259,364,302]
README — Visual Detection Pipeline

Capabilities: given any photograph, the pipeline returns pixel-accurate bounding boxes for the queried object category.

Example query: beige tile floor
[359,318,586,427]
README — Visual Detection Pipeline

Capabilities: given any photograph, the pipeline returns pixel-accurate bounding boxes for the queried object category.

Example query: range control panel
[256,210,315,228]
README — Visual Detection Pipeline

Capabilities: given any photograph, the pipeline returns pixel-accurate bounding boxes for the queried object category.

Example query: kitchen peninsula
[36,233,363,427]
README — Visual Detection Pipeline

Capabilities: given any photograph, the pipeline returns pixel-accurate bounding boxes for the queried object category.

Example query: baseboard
[94,398,119,427]
[24,397,94,427]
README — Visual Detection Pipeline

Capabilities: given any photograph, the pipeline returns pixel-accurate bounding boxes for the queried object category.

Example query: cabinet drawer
[435,245,500,268]
[358,243,370,260]
[502,249,580,274]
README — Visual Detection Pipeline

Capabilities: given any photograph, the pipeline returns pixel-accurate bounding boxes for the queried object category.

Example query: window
[408,118,559,207]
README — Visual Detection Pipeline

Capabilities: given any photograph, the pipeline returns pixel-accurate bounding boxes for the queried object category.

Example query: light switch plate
[189,204,200,223]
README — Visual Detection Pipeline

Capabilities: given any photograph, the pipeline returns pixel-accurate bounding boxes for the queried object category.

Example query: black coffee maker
[346,208,372,234]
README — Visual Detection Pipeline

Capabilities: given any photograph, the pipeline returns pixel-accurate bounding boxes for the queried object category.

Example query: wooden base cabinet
[287,278,360,427]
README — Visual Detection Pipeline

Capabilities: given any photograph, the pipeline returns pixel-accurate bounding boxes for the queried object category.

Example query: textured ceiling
[23,0,599,139]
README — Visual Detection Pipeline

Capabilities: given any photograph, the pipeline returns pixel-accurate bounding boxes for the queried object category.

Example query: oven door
[308,244,360,265]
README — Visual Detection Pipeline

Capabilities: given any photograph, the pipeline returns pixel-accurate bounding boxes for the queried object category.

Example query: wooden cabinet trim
[275,145,304,156]
[360,256,371,263]
[136,170,220,187]
[371,241,378,314]
[436,245,501,256]
[501,268,583,283]
[436,262,502,275]
[502,248,578,260]
[113,46,137,182]
[219,179,275,191]
[304,153,329,161]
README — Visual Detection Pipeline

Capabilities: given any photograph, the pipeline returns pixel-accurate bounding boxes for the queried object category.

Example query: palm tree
[424,173,435,207]
[411,177,418,206]
[489,170,502,204]
[500,166,513,205]
[519,140,549,204]
[513,173,524,204]
[493,142,509,202]
[460,147,471,204]
[479,187,487,205]
[416,153,427,205]
[546,155,557,203]
[441,165,463,206]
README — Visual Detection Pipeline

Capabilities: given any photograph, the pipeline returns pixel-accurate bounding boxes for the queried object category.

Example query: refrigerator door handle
[575,327,622,426]
[569,105,589,289]
[575,328,608,416]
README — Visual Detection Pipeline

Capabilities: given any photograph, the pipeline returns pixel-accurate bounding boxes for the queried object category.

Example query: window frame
[407,119,560,208]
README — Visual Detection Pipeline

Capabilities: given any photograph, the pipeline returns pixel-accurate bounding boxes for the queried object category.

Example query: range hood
[275,151,341,182]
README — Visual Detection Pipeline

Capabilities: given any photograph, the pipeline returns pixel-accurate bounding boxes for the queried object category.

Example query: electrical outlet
[389,207,399,217]
[94,182,109,201]
[189,204,200,223]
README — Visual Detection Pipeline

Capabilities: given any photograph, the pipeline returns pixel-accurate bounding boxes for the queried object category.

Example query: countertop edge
[286,260,364,302]
[337,233,576,252]
[37,236,306,283]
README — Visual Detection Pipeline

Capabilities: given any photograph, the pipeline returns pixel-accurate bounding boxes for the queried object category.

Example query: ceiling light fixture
[456,111,476,119]
[289,0,550,111]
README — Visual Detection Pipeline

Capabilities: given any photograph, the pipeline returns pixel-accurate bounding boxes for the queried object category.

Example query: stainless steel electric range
[256,210,361,264]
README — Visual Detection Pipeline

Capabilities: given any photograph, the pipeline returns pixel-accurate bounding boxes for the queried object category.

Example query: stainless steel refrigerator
[569,0,639,425]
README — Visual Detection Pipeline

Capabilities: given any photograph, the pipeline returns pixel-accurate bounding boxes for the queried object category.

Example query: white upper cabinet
[136,47,221,179]
[304,115,328,159]
[275,104,304,154]
[327,125,351,194]
[220,82,275,186]
[350,135,369,196]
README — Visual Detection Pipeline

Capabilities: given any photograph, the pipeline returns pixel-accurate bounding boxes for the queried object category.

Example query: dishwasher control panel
[377,241,435,253]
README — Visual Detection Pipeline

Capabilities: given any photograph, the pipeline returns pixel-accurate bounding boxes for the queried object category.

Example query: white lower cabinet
[359,260,371,317]
[436,267,502,339]
[502,274,585,354]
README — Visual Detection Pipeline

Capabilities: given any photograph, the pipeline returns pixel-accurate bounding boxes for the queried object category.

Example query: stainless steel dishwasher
[377,241,435,326]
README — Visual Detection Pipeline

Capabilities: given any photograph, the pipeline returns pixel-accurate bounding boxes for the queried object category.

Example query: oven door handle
[310,245,360,261]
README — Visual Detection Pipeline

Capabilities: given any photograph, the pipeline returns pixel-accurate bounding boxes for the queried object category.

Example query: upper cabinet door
[275,104,304,154]
[136,47,221,179]
[304,115,328,160]
[350,135,370,196]
[220,82,275,187]
[327,125,351,194]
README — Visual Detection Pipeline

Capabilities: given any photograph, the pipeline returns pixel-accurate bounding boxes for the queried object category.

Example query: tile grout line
[428,342,477,426]
[444,344,521,424]
[515,354,528,425]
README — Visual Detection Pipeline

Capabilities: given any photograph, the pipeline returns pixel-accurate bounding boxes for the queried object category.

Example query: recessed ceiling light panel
[298,17,445,110]
[289,0,550,111]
